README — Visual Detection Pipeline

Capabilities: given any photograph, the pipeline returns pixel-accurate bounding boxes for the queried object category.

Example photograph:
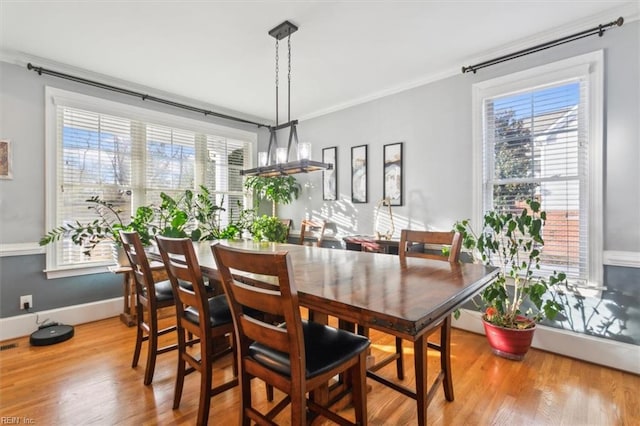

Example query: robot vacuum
[29,324,74,346]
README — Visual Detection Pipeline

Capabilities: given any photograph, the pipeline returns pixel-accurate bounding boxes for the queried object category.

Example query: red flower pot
[482,317,536,361]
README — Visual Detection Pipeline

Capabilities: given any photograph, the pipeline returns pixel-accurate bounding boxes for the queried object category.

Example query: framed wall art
[351,144,368,203]
[0,139,12,180]
[383,142,403,206]
[322,146,337,201]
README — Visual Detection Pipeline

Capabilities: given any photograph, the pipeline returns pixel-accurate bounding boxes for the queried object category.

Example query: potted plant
[39,195,155,265]
[244,176,301,217]
[454,199,566,360]
[250,215,289,243]
[192,186,256,241]
[40,187,257,265]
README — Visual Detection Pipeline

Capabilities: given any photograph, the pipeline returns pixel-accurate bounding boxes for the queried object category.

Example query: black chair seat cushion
[152,279,214,300]
[249,320,370,379]
[151,280,175,302]
[184,295,233,327]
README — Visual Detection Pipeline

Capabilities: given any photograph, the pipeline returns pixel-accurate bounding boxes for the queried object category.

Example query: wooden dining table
[157,239,498,425]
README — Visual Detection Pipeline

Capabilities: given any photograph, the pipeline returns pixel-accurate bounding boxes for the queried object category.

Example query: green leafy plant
[244,176,300,216]
[250,215,289,243]
[155,191,196,239]
[39,196,155,255]
[454,199,566,329]
[40,187,256,256]
[192,186,255,240]
[192,186,226,240]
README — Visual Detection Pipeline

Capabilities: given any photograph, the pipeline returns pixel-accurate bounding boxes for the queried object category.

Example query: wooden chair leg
[131,322,143,369]
[351,351,369,426]
[196,352,213,426]
[266,383,274,402]
[173,332,187,409]
[241,374,252,426]
[441,316,454,401]
[144,321,158,385]
[395,336,404,380]
[230,334,238,377]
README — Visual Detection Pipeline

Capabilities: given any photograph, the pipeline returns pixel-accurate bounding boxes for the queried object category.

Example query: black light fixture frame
[240,20,332,177]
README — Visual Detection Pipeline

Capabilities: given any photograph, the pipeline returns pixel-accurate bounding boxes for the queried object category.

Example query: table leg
[119,271,136,327]
[414,335,427,426]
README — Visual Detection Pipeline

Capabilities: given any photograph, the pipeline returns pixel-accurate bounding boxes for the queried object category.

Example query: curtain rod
[462,16,624,74]
[26,63,269,128]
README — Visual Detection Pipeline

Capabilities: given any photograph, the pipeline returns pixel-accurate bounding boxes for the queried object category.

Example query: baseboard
[454,309,640,375]
[0,297,122,341]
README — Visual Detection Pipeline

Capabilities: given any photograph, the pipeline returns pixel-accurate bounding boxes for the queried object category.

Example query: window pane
[485,80,585,281]
[54,105,251,270]
[59,108,132,265]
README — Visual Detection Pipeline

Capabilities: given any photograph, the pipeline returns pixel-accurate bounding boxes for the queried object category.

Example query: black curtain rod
[462,16,624,74]
[26,63,269,128]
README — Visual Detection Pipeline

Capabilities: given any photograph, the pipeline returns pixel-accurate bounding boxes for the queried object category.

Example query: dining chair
[211,243,370,426]
[120,231,177,385]
[367,229,462,397]
[155,236,238,426]
[279,218,292,241]
[299,219,326,247]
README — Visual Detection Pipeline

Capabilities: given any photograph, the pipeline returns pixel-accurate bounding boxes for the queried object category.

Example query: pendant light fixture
[240,21,332,177]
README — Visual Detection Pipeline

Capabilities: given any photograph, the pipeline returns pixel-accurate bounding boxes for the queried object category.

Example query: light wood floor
[0,315,638,425]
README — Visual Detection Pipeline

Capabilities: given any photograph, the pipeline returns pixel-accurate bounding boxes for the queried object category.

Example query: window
[45,88,256,277]
[472,51,603,287]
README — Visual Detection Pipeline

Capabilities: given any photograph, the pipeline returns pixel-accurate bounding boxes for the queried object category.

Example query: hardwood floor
[0,315,638,425]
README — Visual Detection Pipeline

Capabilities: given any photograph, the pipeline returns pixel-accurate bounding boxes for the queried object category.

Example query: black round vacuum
[30,324,74,346]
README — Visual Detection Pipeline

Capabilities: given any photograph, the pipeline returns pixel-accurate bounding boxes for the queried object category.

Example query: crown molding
[301,2,638,122]
[299,65,461,122]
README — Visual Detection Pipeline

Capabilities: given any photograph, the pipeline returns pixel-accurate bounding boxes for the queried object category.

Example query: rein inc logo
[1,418,34,424]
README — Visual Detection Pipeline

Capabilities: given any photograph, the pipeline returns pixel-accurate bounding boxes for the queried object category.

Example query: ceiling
[1,1,635,124]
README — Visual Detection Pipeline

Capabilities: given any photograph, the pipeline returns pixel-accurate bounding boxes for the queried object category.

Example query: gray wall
[277,21,640,253]
[0,60,266,317]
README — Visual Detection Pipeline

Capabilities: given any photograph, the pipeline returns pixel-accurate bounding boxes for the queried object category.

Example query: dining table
[156,239,498,425]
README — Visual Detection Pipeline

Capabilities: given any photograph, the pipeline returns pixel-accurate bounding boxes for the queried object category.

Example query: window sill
[44,264,111,279]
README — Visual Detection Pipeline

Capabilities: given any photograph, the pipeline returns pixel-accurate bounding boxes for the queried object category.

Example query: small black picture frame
[322,147,337,201]
[383,142,403,206]
[351,145,368,203]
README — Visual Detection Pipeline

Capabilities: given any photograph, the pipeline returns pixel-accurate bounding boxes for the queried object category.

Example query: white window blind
[145,125,196,204]
[482,79,588,283]
[50,99,252,272]
[58,107,133,265]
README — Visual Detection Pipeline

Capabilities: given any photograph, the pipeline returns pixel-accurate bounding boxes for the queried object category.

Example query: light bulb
[298,142,312,160]
[258,151,268,167]
[276,147,288,164]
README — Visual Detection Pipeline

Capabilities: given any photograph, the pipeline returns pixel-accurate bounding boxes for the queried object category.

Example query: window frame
[44,87,257,278]
[471,51,603,288]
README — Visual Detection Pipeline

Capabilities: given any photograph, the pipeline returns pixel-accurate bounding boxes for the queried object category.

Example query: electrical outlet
[20,295,33,310]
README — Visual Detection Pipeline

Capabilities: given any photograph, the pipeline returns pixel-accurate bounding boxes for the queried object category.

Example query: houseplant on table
[250,215,289,243]
[454,199,566,360]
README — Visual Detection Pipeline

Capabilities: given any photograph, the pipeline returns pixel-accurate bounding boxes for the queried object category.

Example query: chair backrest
[120,231,157,305]
[154,236,211,337]
[399,230,462,264]
[280,218,292,241]
[211,243,305,379]
[299,220,326,247]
